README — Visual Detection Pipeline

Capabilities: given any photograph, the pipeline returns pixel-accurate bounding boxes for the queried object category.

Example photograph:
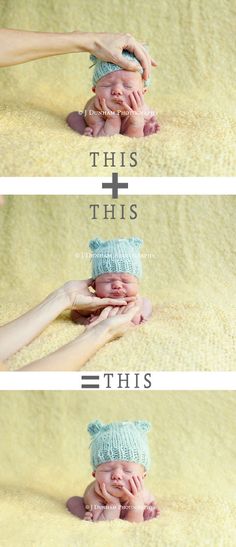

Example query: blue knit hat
[88,420,151,470]
[90,49,150,87]
[89,237,143,279]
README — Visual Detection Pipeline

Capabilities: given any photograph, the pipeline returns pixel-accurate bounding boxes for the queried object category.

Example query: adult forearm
[0,29,93,67]
[19,322,111,371]
[0,288,68,361]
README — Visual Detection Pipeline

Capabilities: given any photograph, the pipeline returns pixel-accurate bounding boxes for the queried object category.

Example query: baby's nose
[111,86,122,96]
[111,280,123,288]
[111,469,123,480]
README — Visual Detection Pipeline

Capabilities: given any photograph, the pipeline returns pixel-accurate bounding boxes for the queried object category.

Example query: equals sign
[81,375,100,389]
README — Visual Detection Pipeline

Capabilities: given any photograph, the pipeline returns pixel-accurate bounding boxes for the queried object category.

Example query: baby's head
[90,50,149,111]
[89,237,143,299]
[88,420,151,497]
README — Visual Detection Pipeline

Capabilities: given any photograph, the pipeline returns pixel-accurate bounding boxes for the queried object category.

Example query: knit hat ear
[87,420,104,437]
[89,238,103,251]
[128,237,143,249]
[134,421,151,433]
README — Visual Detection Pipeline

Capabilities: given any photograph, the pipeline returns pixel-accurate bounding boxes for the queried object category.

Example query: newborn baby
[67,50,159,137]
[71,237,152,326]
[66,420,159,523]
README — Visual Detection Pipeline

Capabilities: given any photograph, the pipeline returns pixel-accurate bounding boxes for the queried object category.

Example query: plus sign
[102,172,128,199]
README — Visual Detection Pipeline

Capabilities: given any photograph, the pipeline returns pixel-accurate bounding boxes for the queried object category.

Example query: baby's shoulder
[83,96,96,114]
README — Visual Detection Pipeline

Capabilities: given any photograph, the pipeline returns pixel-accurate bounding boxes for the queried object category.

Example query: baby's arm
[84,481,121,522]
[70,309,91,325]
[131,297,152,325]
[85,97,121,137]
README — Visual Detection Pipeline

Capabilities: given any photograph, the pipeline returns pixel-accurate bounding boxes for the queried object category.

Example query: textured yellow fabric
[0,391,235,546]
[0,195,235,370]
[0,0,235,176]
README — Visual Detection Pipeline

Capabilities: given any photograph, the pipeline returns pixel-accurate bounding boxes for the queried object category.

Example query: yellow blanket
[0,195,235,370]
[0,391,235,546]
[0,0,235,176]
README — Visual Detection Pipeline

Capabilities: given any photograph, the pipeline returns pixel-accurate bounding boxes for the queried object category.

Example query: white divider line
[0,177,235,195]
[0,372,236,390]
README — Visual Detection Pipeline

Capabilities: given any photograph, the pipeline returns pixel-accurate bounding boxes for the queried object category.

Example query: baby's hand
[96,481,121,503]
[94,97,120,120]
[117,91,145,127]
[121,475,145,509]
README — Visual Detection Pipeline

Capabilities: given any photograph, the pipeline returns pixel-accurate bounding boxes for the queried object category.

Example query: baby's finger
[121,485,130,496]
[129,477,137,494]
[133,475,143,490]
[129,92,138,111]
[118,100,133,113]
[134,90,144,106]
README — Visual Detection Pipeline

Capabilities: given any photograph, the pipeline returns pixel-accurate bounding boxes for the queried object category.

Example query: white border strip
[1,372,236,390]
[0,177,236,195]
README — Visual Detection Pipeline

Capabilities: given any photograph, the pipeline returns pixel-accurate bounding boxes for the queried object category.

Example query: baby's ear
[89,238,103,251]
[143,88,147,94]
[92,86,96,93]
[92,471,96,477]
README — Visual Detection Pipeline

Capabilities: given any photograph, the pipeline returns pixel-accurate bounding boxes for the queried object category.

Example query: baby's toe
[84,511,93,521]
[84,127,93,137]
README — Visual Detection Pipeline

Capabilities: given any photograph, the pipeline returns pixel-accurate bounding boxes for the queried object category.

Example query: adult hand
[87,32,157,81]
[63,279,131,313]
[86,302,140,340]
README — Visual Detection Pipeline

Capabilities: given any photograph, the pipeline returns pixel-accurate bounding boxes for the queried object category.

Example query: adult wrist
[71,31,95,53]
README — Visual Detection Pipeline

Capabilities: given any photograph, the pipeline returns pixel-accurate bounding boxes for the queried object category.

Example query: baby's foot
[66,112,86,135]
[144,116,160,137]
[84,127,93,137]
[143,504,160,520]
[84,511,93,521]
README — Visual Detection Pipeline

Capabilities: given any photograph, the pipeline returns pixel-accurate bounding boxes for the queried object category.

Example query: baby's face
[93,70,145,111]
[94,460,145,499]
[95,272,138,299]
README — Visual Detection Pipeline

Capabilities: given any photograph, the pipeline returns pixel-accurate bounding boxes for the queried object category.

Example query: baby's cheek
[95,286,109,298]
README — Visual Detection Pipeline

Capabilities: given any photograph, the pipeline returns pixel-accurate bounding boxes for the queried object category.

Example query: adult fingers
[94,297,127,308]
